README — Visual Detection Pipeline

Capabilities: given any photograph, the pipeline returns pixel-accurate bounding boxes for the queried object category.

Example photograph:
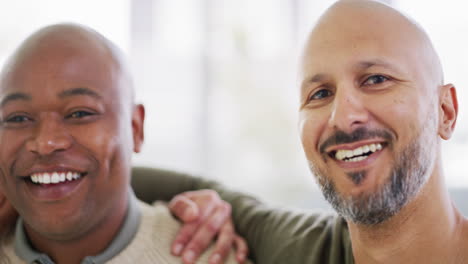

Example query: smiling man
[298,0,447,227]
[133,1,468,263]
[0,24,244,264]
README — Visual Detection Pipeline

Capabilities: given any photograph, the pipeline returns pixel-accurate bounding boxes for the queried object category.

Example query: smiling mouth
[329,143,386,163]
[25,171,86,186]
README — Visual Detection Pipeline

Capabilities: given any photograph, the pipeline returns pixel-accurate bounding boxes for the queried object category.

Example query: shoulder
[111,201,244,264]
[1,232,27,264]
[270,210,353,264]
[142,202,243,264]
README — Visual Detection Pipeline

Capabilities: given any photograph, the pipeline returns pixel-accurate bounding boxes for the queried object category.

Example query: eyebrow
[355,59,400,72]
[0,93,32,107]
[301,73,330,93]
[0,87,102,108]
[301,59,401,90]
[58,87,102,100]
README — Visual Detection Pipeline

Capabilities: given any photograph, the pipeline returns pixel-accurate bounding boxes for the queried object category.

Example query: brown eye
[310,89,333,100]
[67,111,94,119]
[6,115,31,123]
[363,75,389,86]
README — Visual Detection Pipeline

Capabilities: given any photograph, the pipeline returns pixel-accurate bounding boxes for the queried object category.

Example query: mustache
[319,127,393,154]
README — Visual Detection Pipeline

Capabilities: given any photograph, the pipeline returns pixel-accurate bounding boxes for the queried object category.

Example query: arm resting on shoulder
[131,167,352,263]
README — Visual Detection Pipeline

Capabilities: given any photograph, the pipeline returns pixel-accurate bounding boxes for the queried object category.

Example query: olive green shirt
[131,167,354,264]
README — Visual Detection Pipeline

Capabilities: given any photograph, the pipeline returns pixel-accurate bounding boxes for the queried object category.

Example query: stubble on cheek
[308,156,330,189]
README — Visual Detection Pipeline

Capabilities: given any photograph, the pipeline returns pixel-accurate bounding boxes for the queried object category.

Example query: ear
[131,104,145,153]
[438,84,458,140]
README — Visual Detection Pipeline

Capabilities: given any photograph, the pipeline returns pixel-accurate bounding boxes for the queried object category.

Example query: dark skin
[0,177,248,264]
[0,24,145,263]
[0,193,16,235]
[0,24,247,264]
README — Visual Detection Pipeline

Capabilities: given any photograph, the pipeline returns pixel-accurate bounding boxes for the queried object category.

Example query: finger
[184,190,222,219]
[183,189,222,201]
[234,236,248,263]
[175,194,220,255]
[172,221,200,256]
[182,203,231,264]
[187,192,219,226]
[169,195,200,222]
[171,191,223,258]
[209,222,235,264]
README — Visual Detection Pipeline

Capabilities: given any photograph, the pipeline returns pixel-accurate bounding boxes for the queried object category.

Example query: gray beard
[312,132,434,226]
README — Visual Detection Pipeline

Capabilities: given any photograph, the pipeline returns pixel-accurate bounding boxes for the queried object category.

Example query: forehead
[301,3,426,80]
[0,39,121,99]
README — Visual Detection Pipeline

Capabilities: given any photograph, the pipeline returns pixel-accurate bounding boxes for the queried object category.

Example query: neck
[25,194,129,264]
[349,161,468,264]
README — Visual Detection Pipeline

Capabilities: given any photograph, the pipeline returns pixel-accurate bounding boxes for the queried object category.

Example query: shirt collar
[14,189,141,264]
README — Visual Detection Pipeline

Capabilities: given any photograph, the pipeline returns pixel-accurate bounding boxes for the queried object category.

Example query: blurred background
[1,0,467,212]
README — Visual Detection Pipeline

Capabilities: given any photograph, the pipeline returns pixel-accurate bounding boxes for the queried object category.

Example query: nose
[26,116,72,156]
[328,85,369,132]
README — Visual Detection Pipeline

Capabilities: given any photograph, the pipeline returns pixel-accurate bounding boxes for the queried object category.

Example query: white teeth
[353,148,363,156]
[59,173,65,182]
[31,174,38,183]
[334,143,383,161]
[363,145,370,153]
[43,174,51,184]
[51,172,59,184]
[345,156,367,162]
[66,172,73,181]
[336,151,345,160]
[29,171,82,185]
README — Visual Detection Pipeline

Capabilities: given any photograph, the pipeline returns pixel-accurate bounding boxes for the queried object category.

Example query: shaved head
[0,23,134,107]
[298,0,453,225]
[301,0,443,88]
[0,23,145,252]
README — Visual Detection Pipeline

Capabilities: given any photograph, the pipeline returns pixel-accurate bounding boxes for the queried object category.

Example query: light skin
[0,24,246,264]
[298,0,467,263]
[171,0,468,263]
[169,190,248,264]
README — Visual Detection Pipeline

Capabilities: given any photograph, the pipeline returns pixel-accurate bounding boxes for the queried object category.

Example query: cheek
[0,130,29,180]
[370,90,426,143]
[75,119,123,161]
[72,115,133,178]
[0,130,26,156]
[299,111,325,159]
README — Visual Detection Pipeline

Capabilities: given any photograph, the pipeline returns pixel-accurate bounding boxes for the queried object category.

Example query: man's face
[0,37,144,239]
[299,8,441,225]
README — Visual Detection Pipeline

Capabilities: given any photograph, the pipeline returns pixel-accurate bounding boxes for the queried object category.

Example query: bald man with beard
[0,24,246,264]
[131,1,468,263]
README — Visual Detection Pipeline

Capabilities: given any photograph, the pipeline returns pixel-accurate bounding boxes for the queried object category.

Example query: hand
[169,190,248,264]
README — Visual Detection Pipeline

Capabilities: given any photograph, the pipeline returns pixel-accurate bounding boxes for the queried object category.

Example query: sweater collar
[14,189,141,264]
